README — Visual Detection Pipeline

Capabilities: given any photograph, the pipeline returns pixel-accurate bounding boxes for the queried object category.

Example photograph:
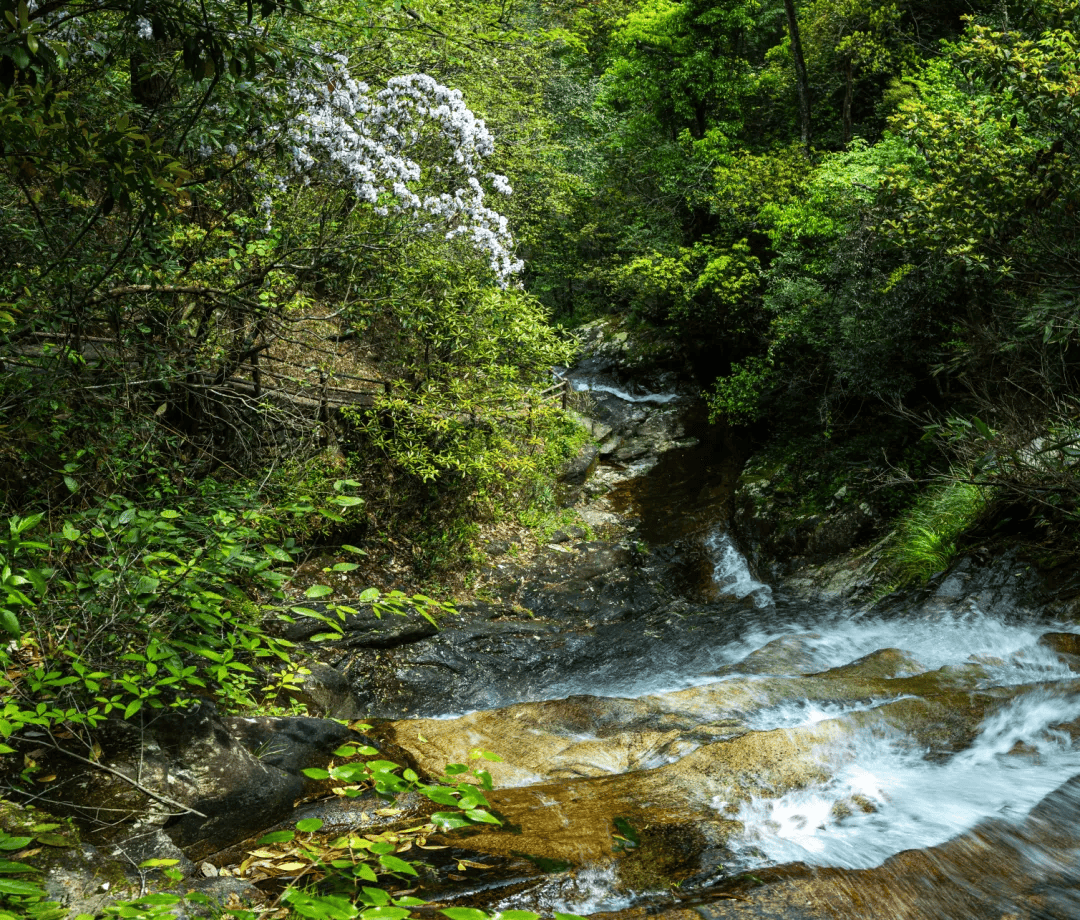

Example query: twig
[37,739,207,818]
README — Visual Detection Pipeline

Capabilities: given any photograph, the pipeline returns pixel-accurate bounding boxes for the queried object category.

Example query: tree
[782,0,812,148]
[0,0,566,511]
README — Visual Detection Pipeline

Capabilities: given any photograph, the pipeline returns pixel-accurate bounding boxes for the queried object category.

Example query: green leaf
[497,913,540,920]
[465,809,501,824]
[33,834,72,847]
[441,909,489,920]
[256,830,295,845]
[296,818,323,833]
[305,584,333,599]
[971,417,994,441]
[133,893,180,906]
[0,878,43,895]
[361,909,411,920]
[0,837,32,851]
[302,768,330,780]
[424,788,461,806]
[360,887,389,906]
[378,854,417,875]
[430,812,470,830]
[0,610,19,639]
[0,860,39,873]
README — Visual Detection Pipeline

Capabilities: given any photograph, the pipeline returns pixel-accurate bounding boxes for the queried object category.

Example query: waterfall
[705,528,774,608]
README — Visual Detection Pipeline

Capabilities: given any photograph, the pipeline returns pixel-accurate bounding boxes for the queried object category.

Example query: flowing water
[387,387,1080,918]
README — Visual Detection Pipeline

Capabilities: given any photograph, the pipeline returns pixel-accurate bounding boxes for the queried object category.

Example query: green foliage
[707,355,775,425]
[878,479,989,592]
[0,483,448,761]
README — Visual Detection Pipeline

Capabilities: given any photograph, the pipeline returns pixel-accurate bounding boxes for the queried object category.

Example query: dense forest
[3,0,1080,916]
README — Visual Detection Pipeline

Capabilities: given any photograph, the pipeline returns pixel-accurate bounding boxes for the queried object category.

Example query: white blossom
[281,62,522,285]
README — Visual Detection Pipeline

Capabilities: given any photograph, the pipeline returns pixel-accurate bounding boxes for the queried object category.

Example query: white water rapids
[697,533,1080,874]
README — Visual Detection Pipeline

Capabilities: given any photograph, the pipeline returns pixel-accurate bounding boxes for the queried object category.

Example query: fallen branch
[38,738,207,818]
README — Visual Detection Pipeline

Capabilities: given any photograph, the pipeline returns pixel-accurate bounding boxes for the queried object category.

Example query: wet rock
[42,841,140,917]
[599,434,622,456]
[712,635,822,676]
[270,603,438,648]
[561,444,601,486]
[108,822,197,877]
[635,772,1080,919]
[812,648,925,681]
[282,660,365,719]
[23,703,359,860]
[221,715,353,776]
[1040,631,1080,658]
[613,439,651,463]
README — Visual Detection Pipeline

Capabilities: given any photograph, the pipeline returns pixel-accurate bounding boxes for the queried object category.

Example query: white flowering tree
[0,0,570,509]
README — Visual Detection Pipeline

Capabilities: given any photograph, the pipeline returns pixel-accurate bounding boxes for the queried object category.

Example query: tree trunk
[783,0,812,150]
[842,56,854,147]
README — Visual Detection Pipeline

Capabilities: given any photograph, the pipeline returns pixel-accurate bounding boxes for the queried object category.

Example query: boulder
[561,443,601,486]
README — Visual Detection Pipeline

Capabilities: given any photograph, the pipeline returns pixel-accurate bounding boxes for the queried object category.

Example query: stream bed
[371,381,1080,920]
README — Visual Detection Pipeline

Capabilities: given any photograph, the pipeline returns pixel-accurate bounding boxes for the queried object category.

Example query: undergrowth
[876,478,990,594]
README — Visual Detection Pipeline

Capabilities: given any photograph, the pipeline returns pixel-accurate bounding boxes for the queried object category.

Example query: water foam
[728,687,1080,870]
[568,377,681,404]
[705,529,773,608]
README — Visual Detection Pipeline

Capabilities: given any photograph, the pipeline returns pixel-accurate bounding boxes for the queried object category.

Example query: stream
[373,377,1080,920]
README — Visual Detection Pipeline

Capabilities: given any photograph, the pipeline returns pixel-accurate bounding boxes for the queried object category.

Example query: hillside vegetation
[3,0,1080,916]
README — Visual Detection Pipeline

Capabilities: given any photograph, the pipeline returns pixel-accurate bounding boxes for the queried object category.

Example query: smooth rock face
[369,616,1080,913]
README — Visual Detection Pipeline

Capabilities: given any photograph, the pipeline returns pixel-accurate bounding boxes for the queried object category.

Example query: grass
[877,478,989,593]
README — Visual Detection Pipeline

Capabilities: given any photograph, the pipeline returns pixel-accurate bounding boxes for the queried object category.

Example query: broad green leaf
[0,878,43,895]
[431,812,470,830]
[378,854,417,875]
[296,818,323,833]
[441,909,488,920]
[34,834,72,847]
[255,830,295,845]
[361,909,411,920]
[0,610,18,638]
[305,584,333,599]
